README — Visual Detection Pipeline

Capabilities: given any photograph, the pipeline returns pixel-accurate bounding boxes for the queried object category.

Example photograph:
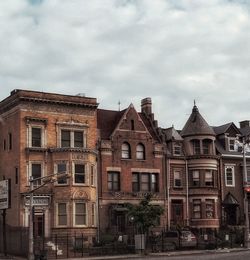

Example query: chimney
[141,97,152,115]
[239,120,250,129]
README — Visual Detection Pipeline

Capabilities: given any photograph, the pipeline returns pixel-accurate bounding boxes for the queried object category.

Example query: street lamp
[28,172,68,260]
[242,137,250,248]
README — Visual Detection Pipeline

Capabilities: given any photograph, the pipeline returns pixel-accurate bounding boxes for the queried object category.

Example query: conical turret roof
[181,104,215,137]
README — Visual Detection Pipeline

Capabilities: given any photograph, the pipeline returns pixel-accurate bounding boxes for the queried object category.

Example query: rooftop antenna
[194,99,196,106]
[118,100,121,111]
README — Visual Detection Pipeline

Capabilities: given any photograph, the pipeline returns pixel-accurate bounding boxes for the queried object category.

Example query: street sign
[0,180,10,209]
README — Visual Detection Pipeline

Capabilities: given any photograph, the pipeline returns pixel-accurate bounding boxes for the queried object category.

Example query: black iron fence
[0,223,245,259]
[33,234,135,259]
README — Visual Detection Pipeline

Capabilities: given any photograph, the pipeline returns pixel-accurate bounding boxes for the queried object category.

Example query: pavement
[1,247,250,260]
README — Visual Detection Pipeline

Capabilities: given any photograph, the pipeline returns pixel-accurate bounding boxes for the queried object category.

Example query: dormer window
[173,143,181,156]
[228,138,236,151]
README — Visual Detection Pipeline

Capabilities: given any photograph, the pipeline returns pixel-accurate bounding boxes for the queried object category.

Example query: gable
[226,123,241,137]
[111,104,152,138]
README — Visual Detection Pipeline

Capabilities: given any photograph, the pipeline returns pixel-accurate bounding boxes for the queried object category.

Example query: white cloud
[0,0,250,129]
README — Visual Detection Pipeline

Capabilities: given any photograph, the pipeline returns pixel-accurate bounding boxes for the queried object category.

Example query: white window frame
[73,162,87,185]
[28,125,45,148]
[54,162,69,186]
[73,201,87,227]
[28,162,45,187]
[228,138,236,151]
[225,166,235,187]
[60,128,86,148]
[174,170,182,187]
[56,202,68,227]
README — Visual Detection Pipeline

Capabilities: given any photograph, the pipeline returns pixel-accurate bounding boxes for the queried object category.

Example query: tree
[126,194,164,235]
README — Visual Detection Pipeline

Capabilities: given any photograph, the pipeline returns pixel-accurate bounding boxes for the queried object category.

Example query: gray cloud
[0,0,250,129]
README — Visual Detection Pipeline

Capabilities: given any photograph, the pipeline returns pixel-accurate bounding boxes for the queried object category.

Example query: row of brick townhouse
[0,89,250,251]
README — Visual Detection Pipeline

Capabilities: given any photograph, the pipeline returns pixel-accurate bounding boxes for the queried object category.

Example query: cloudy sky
[0,0,250,129]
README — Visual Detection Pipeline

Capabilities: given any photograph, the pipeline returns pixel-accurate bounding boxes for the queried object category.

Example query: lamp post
[242,137,250,248]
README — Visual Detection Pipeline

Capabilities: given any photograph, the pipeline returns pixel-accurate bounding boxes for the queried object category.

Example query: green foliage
[126,194,164,234]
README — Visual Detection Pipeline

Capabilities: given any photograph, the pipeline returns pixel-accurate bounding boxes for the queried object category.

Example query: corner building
[0,90,98,242]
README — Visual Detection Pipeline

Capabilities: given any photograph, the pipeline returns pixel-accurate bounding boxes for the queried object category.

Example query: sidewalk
[1,247,250,260]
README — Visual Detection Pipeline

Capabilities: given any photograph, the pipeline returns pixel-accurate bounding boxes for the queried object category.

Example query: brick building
[97,98,166,236]
[0,89,98,243]
[159,104,221,234]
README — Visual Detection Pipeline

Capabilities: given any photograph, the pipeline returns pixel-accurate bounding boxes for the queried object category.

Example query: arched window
[136,143,145,160]
[121,142,131,159]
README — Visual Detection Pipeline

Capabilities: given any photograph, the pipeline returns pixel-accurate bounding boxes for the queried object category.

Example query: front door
[117,213,126,233]
[34,214,44,238]
[171,200,183,226]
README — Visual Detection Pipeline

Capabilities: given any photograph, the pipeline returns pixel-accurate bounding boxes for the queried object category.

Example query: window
[74,131,83,147]
[31,163,42,186]
[57,203,67,226]
[131,120,135,130]
[151,173,159,192]
[203,139,210,154]
[108,172,120,191]
[192,170,200,186]
[136,143,145,160]
[141,173,150,191]
[205,199,214,219]
[173,144,181,155]
[31,127,42,147]
[74,202,87,226]
[90,165,95,186]
[193,199,201,219]
[91,204,95,226]
[61,129,85,148]
[8,133,12,150]
[193,140,200,155]
[56,163,68,185]
[61,130,70,147]
[121,142,131,159]
[15,167,18,184]
[229,138,236,151]
[205,170,213,186]
[225,166,235,186]
[174,170,182,187]
[132,172,159,192]
[132,173,140,192]
[74,164,85,184]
